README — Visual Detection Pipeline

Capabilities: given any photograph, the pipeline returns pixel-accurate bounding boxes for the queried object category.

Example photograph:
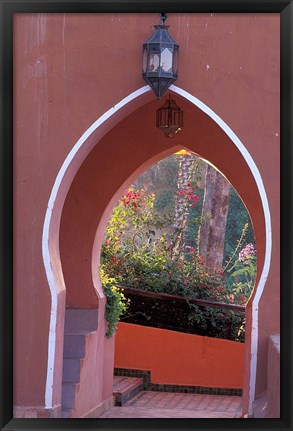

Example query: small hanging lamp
[156,95,184,138]
[142,13,179,100]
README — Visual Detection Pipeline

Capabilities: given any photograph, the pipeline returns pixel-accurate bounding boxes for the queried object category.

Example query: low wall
[114,322,244,389]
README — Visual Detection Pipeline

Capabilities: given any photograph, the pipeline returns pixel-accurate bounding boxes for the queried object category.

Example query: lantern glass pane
[160,48,173,73]
[173,49,179,75]
[142,48,148,72]
[149,53,160,72]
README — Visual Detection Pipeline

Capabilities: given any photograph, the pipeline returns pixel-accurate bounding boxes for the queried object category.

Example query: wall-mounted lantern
[142,13,179,100]
[156,96,183,138]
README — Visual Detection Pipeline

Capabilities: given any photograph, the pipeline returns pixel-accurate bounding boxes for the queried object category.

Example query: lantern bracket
[160,13,167,26]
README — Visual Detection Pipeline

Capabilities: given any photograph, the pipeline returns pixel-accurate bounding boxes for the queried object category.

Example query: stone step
[64,308,98,335]
[113,376,144,406]
[61,408,73,418]
[99,406,239,418]
[63,334,85,358]
[61,383,77,410]
[62,358,82,383]
[61,309,99,418]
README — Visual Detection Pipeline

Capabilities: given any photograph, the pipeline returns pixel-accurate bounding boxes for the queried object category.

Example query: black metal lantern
[156,96,183,138]
[142,13,179,99]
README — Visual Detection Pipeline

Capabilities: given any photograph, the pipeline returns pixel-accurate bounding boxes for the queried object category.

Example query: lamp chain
[160,13,167,25]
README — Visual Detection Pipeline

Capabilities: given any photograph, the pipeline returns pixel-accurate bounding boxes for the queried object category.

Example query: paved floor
[99,391,243,418]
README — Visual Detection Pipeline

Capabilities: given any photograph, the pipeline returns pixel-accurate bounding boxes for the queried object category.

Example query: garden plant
[100,158,256,342]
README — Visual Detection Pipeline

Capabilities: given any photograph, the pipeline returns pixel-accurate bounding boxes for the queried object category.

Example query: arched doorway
[42,87,271,417]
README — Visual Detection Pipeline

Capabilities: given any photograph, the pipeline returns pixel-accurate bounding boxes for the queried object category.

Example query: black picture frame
[1,1,292,430]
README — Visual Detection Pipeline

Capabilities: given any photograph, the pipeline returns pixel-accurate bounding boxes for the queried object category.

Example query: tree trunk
[198,164,231,272]
[171,153,198,257]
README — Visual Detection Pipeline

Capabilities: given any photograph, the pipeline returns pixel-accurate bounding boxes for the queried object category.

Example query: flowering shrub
[101,188,226,302]
[178,181,199,208]
[100,268,129,338]
[239,243,256,262]
[223,240,257,306]
[100,186,256,342]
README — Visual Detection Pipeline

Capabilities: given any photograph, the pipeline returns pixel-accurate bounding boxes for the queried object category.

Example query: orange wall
[115,323,244,389]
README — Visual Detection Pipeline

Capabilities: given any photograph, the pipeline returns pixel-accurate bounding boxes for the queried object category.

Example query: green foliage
[134,155,178,213]
[225,243,257,304]
[101,187,226,301]
[187,306,245,342]
[100,269,129,338]
[99,156,257,342]
[224,187,255,264]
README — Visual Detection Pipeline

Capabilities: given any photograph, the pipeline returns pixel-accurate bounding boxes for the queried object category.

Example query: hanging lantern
[142,13,179,100]
[156,96,183,138]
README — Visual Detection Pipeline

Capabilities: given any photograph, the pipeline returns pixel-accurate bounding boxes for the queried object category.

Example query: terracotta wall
[115,323,244,389]
[267,335,280,418]
[13,12,279,418]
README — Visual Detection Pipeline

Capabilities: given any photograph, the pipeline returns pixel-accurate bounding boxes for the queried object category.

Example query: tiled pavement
[99,391,243,418]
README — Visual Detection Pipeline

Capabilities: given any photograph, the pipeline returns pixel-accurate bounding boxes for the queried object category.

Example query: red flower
[111,256,120,265]
[228,295,234,303]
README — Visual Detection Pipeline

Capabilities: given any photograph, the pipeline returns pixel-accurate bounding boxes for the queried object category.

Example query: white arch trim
[42,84,272,416]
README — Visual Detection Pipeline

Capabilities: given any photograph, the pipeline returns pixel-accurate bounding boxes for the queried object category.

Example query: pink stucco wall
[72,324,115,418]
[13,13,279,418]
[267,335,280,418]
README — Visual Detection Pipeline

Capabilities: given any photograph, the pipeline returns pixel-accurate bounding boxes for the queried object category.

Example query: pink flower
[239,243,256,262]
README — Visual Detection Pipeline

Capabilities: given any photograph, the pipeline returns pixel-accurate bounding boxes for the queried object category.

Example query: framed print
[1,1,292,430]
